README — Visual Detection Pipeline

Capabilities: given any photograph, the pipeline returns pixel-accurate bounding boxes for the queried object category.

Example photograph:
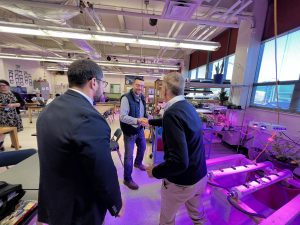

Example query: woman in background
[0,79,25,151]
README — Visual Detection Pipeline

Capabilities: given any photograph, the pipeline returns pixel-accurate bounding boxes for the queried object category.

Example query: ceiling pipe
[167,22,178,38]
[186,0,222,40]
[93,7,239,28]
[220,0,242,19]
[195,0,246,41]
[0,0,239,28]
[198,0,242,41]
[79,1,109,33]
[196,27,211,40]
[173,22,185,37]
[108,53,182,63]
[226,0,253,22]
[201,0,222,17]
[202,27,218,40]
[155,20,185,63]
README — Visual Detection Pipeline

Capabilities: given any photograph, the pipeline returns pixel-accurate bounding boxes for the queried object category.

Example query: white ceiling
[0,0,254,75]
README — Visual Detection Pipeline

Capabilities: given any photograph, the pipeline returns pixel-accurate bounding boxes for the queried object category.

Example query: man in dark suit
[37,59,123,225]
[147,72,208,225]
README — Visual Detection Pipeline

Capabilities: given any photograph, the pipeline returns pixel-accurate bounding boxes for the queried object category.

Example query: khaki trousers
[160,176,208,225]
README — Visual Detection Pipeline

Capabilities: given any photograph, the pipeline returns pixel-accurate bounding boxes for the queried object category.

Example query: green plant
[215,60,224,74]
[219,91,229,105]
[268,134,300,167]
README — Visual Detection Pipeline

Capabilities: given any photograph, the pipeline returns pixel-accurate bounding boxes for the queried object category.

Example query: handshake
[137,118,149,127]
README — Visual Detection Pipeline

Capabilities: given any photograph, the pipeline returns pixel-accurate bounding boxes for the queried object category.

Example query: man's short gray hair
[163,72,186,96]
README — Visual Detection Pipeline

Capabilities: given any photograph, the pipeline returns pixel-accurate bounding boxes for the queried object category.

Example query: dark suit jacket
[37,90,122,225]
[150,100,207,185]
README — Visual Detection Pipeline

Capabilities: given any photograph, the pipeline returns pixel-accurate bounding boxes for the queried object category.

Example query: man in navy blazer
[147,72,208,225]
[37,59,123,225]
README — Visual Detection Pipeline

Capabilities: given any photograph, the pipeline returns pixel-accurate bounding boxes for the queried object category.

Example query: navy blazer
[150,100,207,185]
[37,90,122,225]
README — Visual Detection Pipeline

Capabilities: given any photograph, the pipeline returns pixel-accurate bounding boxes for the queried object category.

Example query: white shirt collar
[164,95,185,111]
[69,88,93,105]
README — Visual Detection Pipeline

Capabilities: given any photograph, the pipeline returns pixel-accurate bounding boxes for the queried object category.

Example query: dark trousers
[123,128,146,181]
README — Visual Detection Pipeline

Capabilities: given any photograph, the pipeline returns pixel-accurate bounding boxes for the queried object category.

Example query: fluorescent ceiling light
[0,21,220,51]
[46,30,92,40]
[46,67,162,77]
[93,35,137,44]
[0,53,179,70]
[103,72,162,78]
[0,25,46,36]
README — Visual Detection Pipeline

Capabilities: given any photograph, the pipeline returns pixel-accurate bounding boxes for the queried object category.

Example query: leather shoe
[11,144,22,148]
[134,164,146,171]
[123,180,139,190]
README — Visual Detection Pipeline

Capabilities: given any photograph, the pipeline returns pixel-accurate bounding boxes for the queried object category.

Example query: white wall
[0,59,52,93]
[0,59,5,80]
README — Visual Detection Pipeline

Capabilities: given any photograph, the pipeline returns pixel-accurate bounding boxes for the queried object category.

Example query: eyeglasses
[134,84,144,88]
[0,84,8,87]
[96,78,108,87]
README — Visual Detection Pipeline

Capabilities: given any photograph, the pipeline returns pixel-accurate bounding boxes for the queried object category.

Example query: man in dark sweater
[147,72,208,225]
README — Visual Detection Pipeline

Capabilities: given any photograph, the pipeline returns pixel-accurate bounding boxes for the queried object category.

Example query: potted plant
[219,91,228,106]
[213,60,224,84]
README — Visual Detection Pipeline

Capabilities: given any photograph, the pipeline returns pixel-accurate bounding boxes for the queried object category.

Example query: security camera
[149,18,157,26]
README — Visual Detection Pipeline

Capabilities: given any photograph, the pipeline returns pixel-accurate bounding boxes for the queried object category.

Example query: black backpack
[0,181,25,220]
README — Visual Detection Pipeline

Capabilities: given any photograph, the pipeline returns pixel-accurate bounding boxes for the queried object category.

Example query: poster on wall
[24,71,29,85]
[8,70,14,85]
[110,84,121,93]
[7,65,33,87]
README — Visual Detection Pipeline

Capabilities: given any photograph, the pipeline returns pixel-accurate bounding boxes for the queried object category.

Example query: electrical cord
[207,180,230,192]
[227,195,266,219]
[281,132,300,146]
[253,132,276,162]
[274,0,280,124]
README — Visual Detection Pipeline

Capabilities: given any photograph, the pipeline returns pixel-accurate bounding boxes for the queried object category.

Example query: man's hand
[146,165,154,178]
[137,118,148,127]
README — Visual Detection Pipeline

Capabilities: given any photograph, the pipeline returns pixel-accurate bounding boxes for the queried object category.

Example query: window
[197,65,206,79]
[207,55,235,80]
[251,84,295,110]
[226,55,235,80]
[257,29,300,83]
[251,27,300,113]
[189,54,235,81]
[190,68,197,80]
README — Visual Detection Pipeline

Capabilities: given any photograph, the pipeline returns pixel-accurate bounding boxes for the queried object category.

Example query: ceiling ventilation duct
[0,0,80,25]
[161,0,201,20]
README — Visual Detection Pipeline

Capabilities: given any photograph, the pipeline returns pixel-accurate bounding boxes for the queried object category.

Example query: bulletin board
[8,65,32,87]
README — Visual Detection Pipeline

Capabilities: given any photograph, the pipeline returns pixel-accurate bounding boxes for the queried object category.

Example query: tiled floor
[1,112,238,225]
